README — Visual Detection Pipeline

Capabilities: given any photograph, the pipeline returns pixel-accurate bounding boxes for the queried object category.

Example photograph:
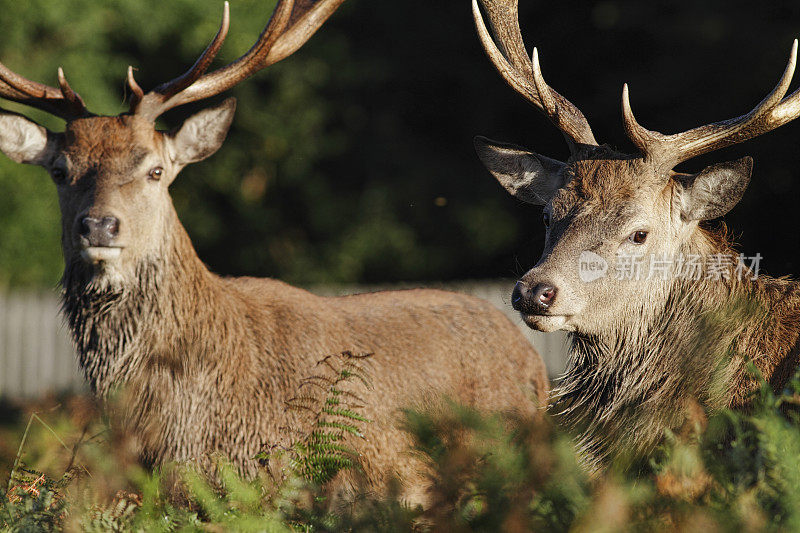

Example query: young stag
[473,0,800,463]
[0,0,547,495]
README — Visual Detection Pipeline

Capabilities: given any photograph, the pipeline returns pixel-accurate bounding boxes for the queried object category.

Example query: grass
[3,365,800,531]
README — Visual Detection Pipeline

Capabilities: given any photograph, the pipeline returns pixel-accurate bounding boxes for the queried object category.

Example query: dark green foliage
[1,352,377,532]
[695,370,800,531]
[5,2,800,289]
[382,373,800,531]
[6,367,800,530]
[2,468,67,532]
[402,402,591,531]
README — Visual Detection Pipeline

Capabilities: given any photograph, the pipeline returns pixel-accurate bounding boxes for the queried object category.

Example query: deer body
[0,0,548,495]
[472,0,800,462]
[63,190,545,484]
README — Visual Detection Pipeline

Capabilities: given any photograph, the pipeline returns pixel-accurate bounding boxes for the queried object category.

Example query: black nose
[512,281,530,311]
[80,216,120,247]
[512,280,558,313]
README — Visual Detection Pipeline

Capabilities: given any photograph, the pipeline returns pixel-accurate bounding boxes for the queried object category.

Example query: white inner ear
[169,99,236,166]
[489,151,563,205]
[0,115,51,164]
[172,118,211,164]
[518,156,552,204]
[474,137,567,205]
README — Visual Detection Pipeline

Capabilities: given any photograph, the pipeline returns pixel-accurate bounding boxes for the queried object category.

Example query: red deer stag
[0,0,548,497]
[473,0,800,464]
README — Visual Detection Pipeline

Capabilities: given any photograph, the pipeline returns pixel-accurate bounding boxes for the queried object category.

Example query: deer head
[473,0,800,334]
[0,0,344,288]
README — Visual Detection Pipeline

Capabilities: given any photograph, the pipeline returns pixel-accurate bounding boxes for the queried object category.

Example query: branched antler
[472,0,597,151]
[623,40,800,169]
[0,0,345,122]
[474,1,800,169]
[0,62,89,120]
[130,0,344,121]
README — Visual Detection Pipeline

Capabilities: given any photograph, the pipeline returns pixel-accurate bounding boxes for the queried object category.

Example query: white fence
[0,290,85,399]
[0,281,569,400]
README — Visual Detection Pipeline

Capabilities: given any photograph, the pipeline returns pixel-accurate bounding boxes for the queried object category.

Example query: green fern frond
[270,351,374,487]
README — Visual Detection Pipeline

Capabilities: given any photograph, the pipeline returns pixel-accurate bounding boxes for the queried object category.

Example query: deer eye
[628,230,649,245]
[543,212,551,227]
[148,167,164,181]
[50,168,66,183]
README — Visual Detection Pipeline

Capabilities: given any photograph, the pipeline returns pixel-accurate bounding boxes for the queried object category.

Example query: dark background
[1,0,800,288]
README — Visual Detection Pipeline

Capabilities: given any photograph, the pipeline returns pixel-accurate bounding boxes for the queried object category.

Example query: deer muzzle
[78,215,123,264]
[512,280,558,314]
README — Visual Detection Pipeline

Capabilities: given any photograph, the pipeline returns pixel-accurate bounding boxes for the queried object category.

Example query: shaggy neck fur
[551,227,800,465]
[61,210,229,400]
[61,211,263,469]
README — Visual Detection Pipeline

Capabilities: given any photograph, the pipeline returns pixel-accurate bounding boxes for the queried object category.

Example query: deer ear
[168,97,237,166]
[678,157,752,221]
[0,111,55,165]
[474,136,566,205]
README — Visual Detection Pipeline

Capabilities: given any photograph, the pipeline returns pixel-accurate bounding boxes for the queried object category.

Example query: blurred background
[2,0,800,398]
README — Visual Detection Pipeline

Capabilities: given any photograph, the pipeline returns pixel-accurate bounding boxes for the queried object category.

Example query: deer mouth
[522,313,573,332]
[80,246,123,264]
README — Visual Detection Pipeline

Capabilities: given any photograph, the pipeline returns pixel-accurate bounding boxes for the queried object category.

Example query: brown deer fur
[0,0,546,499]
[541,152,800,463]
[480,142,800,464]
[473,0,800,465]
[1,112,547,499]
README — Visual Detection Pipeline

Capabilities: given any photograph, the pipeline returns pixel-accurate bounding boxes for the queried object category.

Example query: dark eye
[629,230,648,245]
[148,167,164,181]
[543,212,551,227]
[51,168,66,182]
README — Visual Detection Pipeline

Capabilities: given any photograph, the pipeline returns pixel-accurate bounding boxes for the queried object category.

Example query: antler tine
[473,0,533,76]
[135,0,344,122]
[472,0,535,104]
[0,61,61,100]
[472,0,597,151]
[621,83,664,159]
[0,60,90,120]
[57,67,88,114]
[131,1,231,118]
[133,1,233,119]
[168,0,295,102]
[770,73,800,123]
[260,0,347,66]
[127,66,144,109]
[531,47,571,135]
[624,39,800,168]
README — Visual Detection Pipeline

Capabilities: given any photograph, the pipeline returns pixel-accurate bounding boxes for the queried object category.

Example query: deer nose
[512,280,557,313]
[533,283,557,308]
[511,281,531,311]
[80,216,120,247]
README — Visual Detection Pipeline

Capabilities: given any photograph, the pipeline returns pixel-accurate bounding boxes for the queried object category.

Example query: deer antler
[0,62,90,120]
[472,0,597,151]
[623,39,800,169]
[131,0,345,121]
[0,1,343,123]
